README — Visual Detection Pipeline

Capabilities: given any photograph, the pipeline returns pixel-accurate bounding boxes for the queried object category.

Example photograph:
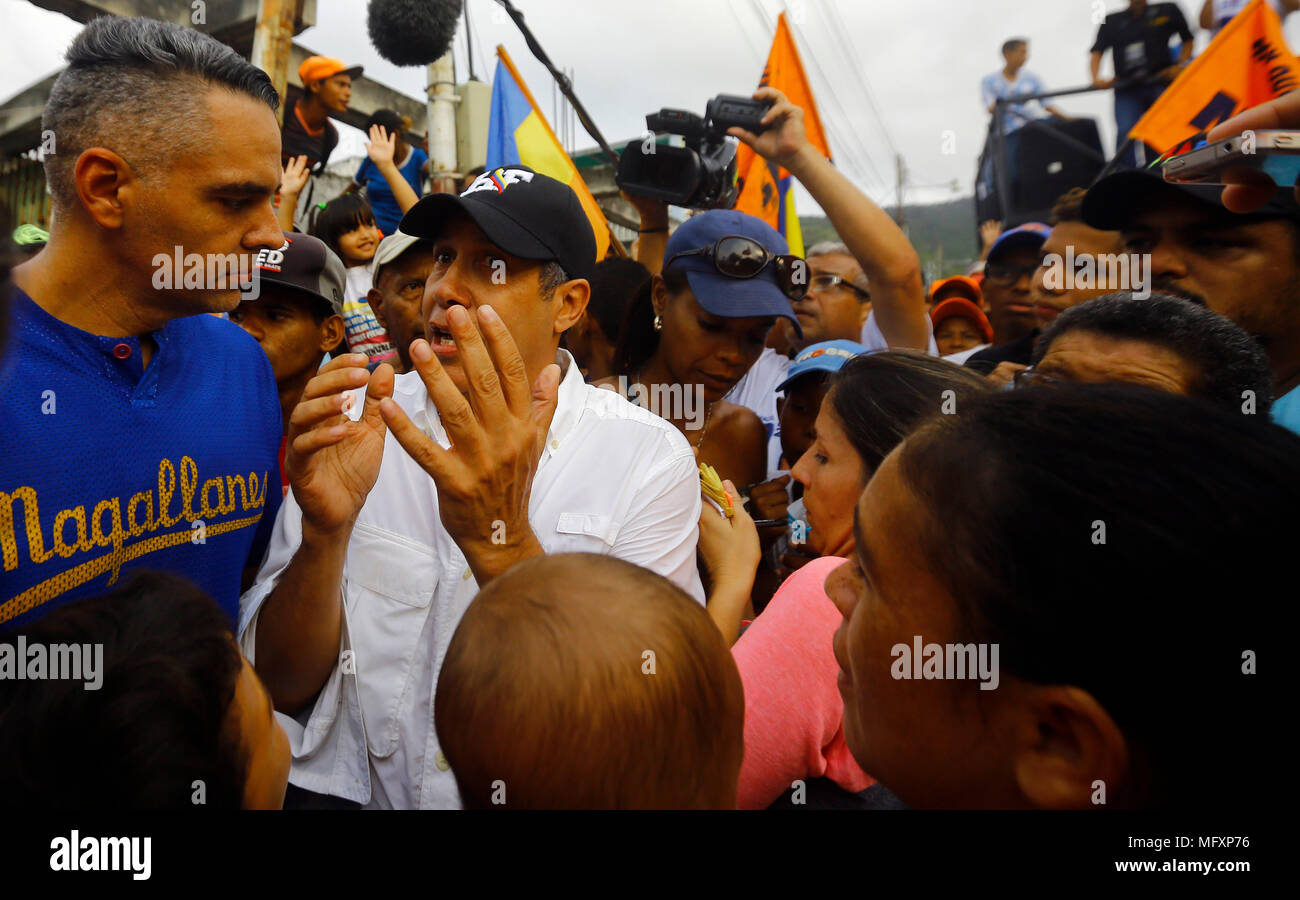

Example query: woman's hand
[700,478,762,645]
[699,478,761,587]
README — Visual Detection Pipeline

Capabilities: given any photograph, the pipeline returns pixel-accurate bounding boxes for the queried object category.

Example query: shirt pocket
[553,512,621,550]
[342,523,438,760]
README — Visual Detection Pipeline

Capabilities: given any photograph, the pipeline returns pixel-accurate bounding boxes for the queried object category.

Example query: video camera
[615,94,773,210]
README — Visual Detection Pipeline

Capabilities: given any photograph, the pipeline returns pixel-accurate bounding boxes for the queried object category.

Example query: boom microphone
[367,0,464,67]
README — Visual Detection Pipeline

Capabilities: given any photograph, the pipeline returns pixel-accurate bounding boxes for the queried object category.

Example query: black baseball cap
[1082,168,1300,231]
[244,232,346,316]
[399,165,596,281]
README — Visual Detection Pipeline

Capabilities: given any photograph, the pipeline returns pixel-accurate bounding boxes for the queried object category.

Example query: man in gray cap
[365,231,433,375]
[1082,168,1300,434]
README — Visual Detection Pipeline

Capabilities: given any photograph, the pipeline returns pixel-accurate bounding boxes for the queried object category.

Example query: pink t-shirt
[732,555,875,809]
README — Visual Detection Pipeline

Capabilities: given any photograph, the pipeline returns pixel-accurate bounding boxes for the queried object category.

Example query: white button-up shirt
[238,351,704,808]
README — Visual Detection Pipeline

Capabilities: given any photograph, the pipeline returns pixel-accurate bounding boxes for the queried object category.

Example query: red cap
[928,274,983,305]
[931,298,994,343]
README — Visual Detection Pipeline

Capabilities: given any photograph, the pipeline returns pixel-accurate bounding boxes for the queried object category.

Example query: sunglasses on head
[666,235,808,301]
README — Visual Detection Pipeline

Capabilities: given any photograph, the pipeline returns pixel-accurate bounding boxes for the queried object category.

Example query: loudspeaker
[976,117,1106,230]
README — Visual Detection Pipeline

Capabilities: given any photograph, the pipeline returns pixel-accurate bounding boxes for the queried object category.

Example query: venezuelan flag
[486,46,613,261]
[733,12,832,258]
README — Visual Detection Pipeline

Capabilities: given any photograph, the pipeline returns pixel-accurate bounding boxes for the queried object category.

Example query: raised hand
[365,124,397,168]
[285,354,395,536]
[378,304,560,583]
[726,86,810,170]
[280,154,311,196]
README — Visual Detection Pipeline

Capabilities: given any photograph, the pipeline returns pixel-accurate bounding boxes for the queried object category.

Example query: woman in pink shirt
[703,351,991,808]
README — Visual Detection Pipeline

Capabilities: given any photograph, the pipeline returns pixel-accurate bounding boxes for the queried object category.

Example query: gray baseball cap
[245,231,346,316]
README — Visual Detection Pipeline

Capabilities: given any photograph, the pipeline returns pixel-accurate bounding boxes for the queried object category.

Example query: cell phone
[1162,130,1300,187]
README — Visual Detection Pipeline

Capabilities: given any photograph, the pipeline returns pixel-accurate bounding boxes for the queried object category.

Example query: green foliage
[800,195,980,286]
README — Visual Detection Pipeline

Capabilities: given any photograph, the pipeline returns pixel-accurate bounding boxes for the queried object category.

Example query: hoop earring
[653,315,663,332]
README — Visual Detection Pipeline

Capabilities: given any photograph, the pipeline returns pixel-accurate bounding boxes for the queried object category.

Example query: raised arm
[365,125,421,216]
[277,155,310,232]
[728,87,929,350]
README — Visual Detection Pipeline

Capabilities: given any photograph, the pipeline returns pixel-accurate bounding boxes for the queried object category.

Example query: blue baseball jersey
[0,288,282,629]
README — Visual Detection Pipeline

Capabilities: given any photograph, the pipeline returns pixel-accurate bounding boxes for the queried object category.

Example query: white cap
[370,230,425,280]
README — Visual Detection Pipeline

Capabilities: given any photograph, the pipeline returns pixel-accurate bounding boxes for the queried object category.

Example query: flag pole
[495,46,628,257]
[493,0,621,168]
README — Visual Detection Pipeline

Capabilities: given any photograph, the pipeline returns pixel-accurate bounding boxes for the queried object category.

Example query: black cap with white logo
[399,165,596,281]
[245,231,346,316]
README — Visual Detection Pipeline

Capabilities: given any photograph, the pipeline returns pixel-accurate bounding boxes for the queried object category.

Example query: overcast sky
[5,0,1300,215]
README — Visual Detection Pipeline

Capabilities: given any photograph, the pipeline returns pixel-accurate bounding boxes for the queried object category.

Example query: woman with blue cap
[605,209,806,488]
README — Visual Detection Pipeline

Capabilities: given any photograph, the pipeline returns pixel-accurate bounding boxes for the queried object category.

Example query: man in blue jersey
[0,17,286,627]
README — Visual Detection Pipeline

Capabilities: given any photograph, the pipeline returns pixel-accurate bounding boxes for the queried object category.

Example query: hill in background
[801,195,979,284]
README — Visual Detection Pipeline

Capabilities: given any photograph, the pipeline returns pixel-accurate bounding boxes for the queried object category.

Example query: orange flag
[1130,0,1300,156]
[733,12,831,257]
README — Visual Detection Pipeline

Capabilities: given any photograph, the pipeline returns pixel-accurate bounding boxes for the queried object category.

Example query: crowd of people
[0,11,1293,811]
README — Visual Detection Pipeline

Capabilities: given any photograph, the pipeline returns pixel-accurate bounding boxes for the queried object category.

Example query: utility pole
[427,50,459,193]
[251,0,300,127]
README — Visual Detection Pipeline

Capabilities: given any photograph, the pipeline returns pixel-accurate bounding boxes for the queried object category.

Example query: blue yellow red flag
[486,46,613,260]
[733,12,832,257]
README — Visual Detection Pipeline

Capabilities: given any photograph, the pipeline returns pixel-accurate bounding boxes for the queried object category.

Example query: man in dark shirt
[965,223,1049,374]
[281,56,363,175]
[1090,0,1194,167]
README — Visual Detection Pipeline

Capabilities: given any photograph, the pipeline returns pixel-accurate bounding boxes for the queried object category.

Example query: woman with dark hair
[603,209,804,488]
[699,351,993,807]
[831,385,1293,808]
[0,571,290,809]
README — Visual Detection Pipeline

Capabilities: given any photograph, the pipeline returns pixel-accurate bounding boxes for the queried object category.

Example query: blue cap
[663,210,801,335]
[986,222,1050,264]
[775,340,867,393]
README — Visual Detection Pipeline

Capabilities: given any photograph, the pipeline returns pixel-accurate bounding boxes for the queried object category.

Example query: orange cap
[931,298,994,344]
[298,56,363,85]
[928,274,983,305]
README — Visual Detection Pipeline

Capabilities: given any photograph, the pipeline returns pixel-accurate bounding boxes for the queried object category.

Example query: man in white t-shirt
[979,38,1070,197]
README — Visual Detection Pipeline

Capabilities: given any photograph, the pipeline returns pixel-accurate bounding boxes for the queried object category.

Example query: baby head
[436,553,744,809]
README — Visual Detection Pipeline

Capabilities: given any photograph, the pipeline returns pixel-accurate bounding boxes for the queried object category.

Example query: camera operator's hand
[728,87,930,352]
[726,86,809,170]
[622,189,670,275]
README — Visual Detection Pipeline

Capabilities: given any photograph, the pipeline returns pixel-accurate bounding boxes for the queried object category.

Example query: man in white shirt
[239,166,704,808]
[981,38,1067,136]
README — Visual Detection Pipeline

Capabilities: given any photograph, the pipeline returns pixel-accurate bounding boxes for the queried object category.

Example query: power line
[821,0,900,157]
[733,0,883,190]
[770,7,888,191]
[760,0,892,193]
[728,0,770,65]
